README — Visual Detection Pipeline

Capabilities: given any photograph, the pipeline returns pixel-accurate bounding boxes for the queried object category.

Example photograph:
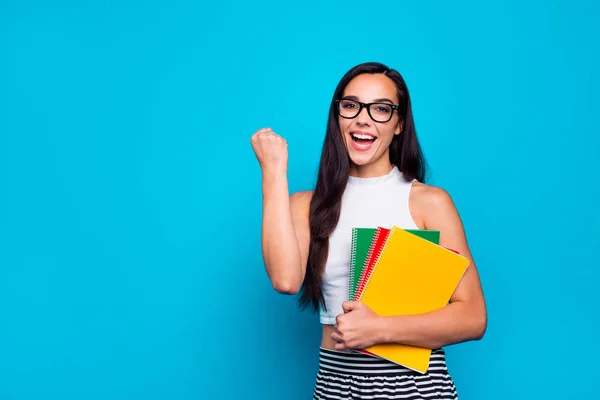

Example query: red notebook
[354,227,390,301]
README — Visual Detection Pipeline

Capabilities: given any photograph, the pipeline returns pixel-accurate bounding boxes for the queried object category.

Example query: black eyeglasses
[336,99,399,123]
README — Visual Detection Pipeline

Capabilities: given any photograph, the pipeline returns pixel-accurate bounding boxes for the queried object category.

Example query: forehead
[342,73,398,102]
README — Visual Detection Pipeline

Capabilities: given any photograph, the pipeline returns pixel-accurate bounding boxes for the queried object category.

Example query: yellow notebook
[357,225,470,373]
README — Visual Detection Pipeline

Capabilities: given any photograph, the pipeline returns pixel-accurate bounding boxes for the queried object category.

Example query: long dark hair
[298,61,428,312]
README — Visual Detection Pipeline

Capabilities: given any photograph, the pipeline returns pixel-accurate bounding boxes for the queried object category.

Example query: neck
[349,157,395,178]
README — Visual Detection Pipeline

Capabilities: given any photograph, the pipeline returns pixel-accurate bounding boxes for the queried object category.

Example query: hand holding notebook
[331,300,386,351]
[347,225,470,373]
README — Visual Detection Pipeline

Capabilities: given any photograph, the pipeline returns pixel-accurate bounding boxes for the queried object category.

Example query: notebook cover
[354,228,440,301]
[357,226,470,373]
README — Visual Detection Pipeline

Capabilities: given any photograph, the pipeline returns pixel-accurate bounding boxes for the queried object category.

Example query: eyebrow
[342,95,395,103]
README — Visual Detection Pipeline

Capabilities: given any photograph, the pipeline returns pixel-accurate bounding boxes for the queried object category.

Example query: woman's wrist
[375,315,396,344]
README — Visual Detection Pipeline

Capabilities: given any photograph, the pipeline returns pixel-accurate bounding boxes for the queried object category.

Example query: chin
[348,153,374,166]
[347,147,378,166]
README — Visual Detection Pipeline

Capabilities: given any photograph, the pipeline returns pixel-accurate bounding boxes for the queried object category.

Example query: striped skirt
[313,347,458,399]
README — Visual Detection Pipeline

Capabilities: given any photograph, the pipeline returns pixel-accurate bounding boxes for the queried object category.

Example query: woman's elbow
[272,279,301,295]
[472,313,488,341]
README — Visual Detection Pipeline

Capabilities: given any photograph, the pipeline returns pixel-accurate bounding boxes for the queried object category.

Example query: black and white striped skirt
[313,347,458,399]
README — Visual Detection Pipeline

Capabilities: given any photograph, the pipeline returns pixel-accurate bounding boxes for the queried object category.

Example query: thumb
[342,301,360,313]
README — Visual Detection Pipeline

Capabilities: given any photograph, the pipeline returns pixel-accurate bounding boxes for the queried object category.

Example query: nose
[355,105,371,126]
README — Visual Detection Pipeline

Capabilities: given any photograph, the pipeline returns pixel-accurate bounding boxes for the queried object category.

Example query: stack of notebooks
[348,225,470,373]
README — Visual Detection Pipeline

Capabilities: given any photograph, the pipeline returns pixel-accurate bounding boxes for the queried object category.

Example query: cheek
[377,125,397,143]
[338,119,352,135]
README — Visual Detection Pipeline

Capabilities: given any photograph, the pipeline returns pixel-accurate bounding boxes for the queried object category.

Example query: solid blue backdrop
[1,0,598,399]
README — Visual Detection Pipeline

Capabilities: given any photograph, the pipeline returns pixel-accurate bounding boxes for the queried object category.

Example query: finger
[342,301,359,313]
[330,332,342,342]
[335,342,349,351]
[260,131,276,139]
[251,128,268,139]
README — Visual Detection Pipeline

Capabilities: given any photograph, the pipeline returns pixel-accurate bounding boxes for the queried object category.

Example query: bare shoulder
[410,182,455,213]
[409,182,459,230]
[289,190,313,228]
[290,190,313,214]
[289,190,313,265]
[290,189,313,204]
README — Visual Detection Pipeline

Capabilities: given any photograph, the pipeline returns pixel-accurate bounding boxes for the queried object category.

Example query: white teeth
[352,133,375,140]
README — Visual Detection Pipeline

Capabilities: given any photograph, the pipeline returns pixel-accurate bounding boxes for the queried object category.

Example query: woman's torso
[317,166,423,349]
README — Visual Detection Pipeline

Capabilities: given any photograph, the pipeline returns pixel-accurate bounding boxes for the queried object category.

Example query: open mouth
[351,132,377,146]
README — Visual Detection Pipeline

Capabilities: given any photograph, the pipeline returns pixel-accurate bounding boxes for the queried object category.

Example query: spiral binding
[353,227,381,300]
[349,228,358,300]
[356,227,394,301]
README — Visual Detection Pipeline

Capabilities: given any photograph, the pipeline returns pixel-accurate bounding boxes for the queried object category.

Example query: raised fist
[250,127,288,174]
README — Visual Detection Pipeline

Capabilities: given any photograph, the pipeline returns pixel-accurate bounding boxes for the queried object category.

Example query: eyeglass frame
[335,99,400,123]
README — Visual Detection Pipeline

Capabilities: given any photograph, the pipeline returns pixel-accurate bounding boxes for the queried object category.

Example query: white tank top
[319,165,419,325]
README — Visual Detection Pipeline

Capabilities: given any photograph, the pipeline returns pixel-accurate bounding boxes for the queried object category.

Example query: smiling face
[337,73,403,176]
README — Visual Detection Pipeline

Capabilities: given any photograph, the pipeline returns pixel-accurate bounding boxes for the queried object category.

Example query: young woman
[250,62,487,399]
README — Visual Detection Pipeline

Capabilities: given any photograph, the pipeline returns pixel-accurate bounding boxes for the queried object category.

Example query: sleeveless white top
[319,165,419,325]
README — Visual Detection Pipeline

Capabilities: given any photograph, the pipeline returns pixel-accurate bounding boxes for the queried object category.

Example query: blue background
[1,0,598,399]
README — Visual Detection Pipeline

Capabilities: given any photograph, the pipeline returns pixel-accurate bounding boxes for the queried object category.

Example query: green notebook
[349,227,440,300]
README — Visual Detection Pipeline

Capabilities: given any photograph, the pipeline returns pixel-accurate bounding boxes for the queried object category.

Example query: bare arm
[376,186,487,348]
[251,127,311,295]
[261,172,311,294]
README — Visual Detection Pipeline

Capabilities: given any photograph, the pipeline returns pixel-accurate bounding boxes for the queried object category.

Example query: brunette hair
[298,62,427,312]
